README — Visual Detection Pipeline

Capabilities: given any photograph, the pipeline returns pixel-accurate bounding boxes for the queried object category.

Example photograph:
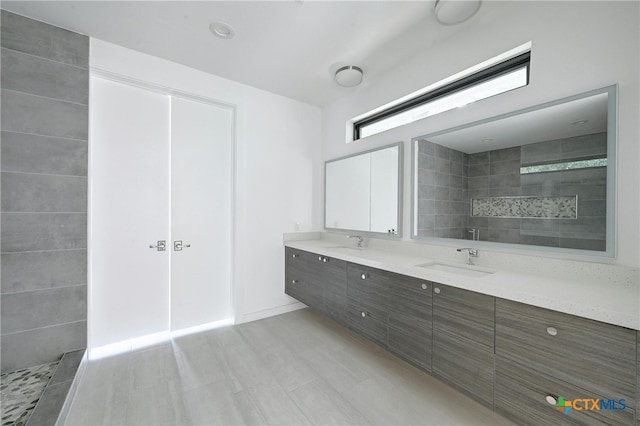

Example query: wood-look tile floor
[65,308,513,425]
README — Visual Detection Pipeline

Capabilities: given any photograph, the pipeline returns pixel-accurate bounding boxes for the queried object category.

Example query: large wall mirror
[411,86,616,256]
[326,142,403,236]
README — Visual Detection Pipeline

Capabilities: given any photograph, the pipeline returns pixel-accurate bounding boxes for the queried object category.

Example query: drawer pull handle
[421,283,428,290]
[291,279,298,284]
[434,287,441,294]
[546,327,558,336]
[292,254,299,258]
[545,395,558,405]
[361,311,367,318]
[361,273,367,280]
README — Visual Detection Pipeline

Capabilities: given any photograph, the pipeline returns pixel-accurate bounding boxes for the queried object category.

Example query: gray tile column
[1,10,88,373]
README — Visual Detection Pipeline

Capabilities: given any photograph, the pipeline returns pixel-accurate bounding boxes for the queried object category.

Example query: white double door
[90,77,233,348]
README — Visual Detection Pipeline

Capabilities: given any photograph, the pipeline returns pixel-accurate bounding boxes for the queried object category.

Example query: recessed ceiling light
[480,138,493,143]
[571,119,589,125]
[434,0,482,26]
[209,21,235,39]
[335,66,363,87]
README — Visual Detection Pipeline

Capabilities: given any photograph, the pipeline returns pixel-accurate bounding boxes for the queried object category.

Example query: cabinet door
[432,283,495,408]
[496,298,636,407]
[284,248,322,309]
[318,256,347,325]
[388,274,432,372]
[495,356,636,426]
[346,263,389,348]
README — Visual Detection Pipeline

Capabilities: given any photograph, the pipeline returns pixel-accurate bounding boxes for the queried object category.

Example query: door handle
[174,240,191,251]
[149,240,166,251]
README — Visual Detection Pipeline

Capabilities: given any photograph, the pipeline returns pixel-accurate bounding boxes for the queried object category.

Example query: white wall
[90,39,322,326]
[321,1,640,268]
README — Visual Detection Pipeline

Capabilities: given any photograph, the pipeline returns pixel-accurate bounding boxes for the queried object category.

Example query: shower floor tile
[1,361,58,426]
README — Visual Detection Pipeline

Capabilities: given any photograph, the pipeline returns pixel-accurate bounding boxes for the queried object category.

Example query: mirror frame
[325,142,404,238]
[410,85,617,258]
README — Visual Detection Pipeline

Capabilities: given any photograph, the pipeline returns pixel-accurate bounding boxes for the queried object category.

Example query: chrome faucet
[457,247,479,265]
[347,235,365,248]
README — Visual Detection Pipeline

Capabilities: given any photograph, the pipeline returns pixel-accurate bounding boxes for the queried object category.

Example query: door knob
[174,240,191,251]
[149,240,166,251]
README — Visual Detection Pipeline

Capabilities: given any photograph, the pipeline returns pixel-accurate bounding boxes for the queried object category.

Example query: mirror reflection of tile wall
[415,133,607,251]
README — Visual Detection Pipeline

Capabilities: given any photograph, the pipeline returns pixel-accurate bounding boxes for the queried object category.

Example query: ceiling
[2,0,493,107]
[426,92,609,154]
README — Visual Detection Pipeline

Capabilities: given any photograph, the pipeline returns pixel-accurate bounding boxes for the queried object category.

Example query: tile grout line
[0,129,88,143]
[0,170,88,179]
[0,247,87,255]
[0,46,89,71]
[1,319,86,337]
[1,87,89,107]
[1,283,87,297]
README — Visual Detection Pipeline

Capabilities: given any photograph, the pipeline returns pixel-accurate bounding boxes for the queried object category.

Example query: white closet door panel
[90,77,171,347]
[170,97,233,331]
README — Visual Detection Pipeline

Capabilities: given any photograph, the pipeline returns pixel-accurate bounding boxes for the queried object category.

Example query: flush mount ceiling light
[209,21,235,39]
[434,0,482,25]
[335,66,363,87]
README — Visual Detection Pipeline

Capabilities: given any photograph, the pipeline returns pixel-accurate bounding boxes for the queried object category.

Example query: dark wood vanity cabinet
[346,263,390,348]
[284,247,322,310]
[284,247,638,424]
[285,247,347,323]
[432,283,495,408]
[387,273,432,372]
[494,298,637,425]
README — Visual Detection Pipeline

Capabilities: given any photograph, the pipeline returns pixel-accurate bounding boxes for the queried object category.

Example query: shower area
[1,11,87,425]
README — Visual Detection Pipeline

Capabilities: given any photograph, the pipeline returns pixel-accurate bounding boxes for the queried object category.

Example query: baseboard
[55,351,88,426]
[237,301,307,324]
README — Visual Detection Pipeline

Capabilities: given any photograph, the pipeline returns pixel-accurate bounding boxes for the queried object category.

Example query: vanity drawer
[495,356,635,426]
[495,298,636,406]
[346,297,388,348]
[284,248,322,309]
[347,263,389,314]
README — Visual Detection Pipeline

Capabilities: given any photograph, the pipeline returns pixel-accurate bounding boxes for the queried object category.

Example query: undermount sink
[417,262,494,278]
[326,246,365,254]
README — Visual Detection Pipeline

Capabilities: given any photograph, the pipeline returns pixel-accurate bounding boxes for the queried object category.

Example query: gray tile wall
[1,10,88,373]
[416,140,468,239]
[416,133,607,251]
[521,133,607,251]
[468,146,522,244]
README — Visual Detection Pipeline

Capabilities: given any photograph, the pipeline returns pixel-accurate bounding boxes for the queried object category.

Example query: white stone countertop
[284,237,640,331]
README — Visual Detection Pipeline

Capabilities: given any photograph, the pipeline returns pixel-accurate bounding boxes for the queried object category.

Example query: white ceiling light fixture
[209,21,235,39]
[434,0,482,25]
[335,66,364,87]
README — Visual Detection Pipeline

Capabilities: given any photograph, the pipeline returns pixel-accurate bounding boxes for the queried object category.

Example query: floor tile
[64,308,514,426]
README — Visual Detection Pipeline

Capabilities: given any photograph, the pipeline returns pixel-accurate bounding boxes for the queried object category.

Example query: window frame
[353,51,531,141]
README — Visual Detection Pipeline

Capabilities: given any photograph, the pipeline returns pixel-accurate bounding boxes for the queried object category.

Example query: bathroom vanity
[283,238,639,425]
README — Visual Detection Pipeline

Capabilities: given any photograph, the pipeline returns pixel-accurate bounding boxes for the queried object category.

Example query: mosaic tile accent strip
[1,361,58,426]
[471,195,578,219]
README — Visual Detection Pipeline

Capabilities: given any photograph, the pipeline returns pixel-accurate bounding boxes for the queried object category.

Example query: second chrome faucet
[457,247,479,265]
[347,235,365,248]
